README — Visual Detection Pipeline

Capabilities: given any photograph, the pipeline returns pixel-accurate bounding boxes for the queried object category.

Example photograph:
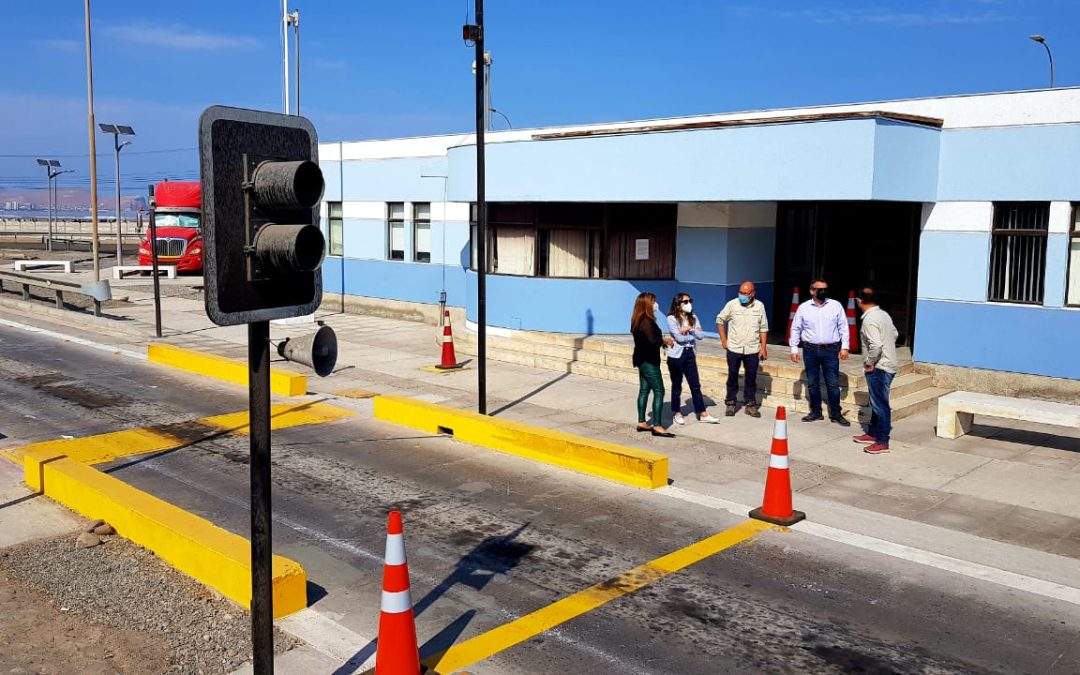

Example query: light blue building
[319,88,1080,388]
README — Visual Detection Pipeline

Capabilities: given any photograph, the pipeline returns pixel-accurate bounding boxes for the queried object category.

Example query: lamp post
[99,123,135,266]
[1029,35,1055,88]
[36,159,65,251]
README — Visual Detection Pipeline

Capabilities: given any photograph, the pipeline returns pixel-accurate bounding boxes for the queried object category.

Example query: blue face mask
[738,294,752,305]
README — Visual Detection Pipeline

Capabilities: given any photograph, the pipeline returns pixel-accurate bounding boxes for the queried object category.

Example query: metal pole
[114,134,123,266]
[1042,41,1055,88]
[293,10,300,116]
[248,319,274,675]
[84,0,101,281]
[147,185,162,338]
[282,0,290,115]
[46,169,53,252]
[475,0,487,415]
[485,54,492,132]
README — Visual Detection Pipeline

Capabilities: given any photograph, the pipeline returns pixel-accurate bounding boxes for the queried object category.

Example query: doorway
[773,201,921,347]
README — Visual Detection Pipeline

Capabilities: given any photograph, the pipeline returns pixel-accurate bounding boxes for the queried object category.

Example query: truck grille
[154,237,187,257]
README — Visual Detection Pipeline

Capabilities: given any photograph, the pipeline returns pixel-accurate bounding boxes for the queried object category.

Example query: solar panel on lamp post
[99,123,135,266]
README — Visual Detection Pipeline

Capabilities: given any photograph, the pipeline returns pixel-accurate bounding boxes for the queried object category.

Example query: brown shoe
[725,404,736,417]
[744,404,761,418]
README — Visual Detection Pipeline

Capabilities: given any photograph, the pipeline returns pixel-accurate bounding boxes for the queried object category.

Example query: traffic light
[199,106,326,326]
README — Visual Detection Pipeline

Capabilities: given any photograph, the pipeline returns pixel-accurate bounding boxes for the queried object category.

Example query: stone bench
[112,265,177,279]
[936,390,1080,439]
[12,260,72,273]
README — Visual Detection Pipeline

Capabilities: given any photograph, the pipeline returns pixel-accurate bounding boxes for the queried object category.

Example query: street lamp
[36,158,63,251]
[1029,35,1055,88]
[99,123,135,266]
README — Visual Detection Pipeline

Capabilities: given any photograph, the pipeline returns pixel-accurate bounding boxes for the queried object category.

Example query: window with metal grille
[988,202,1049,304]
[1068,205,1080,307]
[328,202,343,256]
[387,202,405,261]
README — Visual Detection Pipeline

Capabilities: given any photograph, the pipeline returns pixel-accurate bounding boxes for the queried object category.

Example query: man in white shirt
[788,278,850,425]
[716,281,769,418]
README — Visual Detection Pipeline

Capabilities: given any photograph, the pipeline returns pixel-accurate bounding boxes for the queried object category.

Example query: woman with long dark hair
[630,292,675,437]
[666,292,720,425]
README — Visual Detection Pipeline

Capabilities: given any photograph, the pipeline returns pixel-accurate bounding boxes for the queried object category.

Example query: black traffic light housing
[199,106,326,326]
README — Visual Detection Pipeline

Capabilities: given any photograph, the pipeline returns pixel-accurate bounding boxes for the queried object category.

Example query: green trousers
[637,362,666,425]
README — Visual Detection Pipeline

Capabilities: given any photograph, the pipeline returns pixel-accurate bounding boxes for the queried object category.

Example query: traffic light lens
[253,223,326,274]
[252,160,325,210]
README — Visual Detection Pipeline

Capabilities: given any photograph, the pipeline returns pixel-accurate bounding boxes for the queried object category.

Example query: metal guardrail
[0,269,112,317]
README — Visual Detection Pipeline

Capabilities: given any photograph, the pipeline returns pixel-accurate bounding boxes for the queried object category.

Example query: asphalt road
[1,322,1078,674]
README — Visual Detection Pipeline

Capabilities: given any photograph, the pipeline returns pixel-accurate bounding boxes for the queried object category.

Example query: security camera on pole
[199,105,337,674]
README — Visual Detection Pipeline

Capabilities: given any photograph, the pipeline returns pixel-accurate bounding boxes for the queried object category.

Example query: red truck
[138,181,204,273]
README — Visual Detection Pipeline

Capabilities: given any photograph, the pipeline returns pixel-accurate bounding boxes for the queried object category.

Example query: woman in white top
[666,293,720,425]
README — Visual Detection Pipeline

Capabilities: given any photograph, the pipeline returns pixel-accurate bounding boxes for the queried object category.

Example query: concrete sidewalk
[1,272,1079,565]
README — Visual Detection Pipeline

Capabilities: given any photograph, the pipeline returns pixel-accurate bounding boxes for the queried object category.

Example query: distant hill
[0,187,144,211]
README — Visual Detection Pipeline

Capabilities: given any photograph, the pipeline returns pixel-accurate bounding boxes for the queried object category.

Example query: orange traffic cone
[749,406,806,526]
[785,287,799,344]
[375,511,420,675]
[435,309,463,370]
[846,291,859,353]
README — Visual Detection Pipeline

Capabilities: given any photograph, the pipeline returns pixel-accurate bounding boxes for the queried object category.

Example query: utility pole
[84,0,101,281]
[464,0,488,414]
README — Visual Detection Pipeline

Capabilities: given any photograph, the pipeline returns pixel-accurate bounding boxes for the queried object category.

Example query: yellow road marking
[2,402,353,466]
[426,518,774,673]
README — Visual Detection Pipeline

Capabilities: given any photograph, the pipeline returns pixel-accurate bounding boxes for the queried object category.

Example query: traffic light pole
[474,0,488,415]
[248,319,274,674]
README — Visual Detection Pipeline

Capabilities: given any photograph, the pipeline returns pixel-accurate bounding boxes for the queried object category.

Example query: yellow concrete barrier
[148,343,307,397]
[23,448,307,618]
[373,395,668,489]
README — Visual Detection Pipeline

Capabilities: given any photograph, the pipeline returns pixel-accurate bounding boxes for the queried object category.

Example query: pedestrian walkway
[1,274,1079,564]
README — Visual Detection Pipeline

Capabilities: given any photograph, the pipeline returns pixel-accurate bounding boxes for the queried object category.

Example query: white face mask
[652,301,659,313]
[681,302,693,313]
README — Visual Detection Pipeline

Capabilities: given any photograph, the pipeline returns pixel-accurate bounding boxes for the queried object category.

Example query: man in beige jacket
[852,287,898,454]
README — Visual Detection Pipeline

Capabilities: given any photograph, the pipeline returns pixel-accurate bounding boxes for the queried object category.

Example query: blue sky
[4,0,1077,200]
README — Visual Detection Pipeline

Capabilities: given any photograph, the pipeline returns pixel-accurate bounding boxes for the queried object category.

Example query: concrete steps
[457,328,947,422]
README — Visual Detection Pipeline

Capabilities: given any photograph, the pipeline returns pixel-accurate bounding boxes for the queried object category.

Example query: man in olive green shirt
[716,281,769,417]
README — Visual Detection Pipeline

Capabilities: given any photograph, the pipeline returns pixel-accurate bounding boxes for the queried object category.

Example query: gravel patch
[0,530,301,674]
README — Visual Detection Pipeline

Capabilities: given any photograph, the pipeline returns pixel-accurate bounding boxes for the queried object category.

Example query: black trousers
[725,351,760,406]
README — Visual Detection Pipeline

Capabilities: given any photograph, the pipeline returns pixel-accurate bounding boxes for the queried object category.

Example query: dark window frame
[1067,204,1080,307]
[412,202,431,263]
[387,202,405,261]
[469,202,675,280]
[327,201,344,257]
[987,201,1049,305]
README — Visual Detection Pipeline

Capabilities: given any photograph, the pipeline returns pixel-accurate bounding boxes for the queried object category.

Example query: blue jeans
[866,368,894,445]
[668,349,706,415]
[803,343,841,418]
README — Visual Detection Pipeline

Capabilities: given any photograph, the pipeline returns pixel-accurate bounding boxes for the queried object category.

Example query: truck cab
[138,181,203,273]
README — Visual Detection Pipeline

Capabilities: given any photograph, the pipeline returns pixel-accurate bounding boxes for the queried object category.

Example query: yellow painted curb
[23,448,307,618]
[373,395,669,489]
[148,343,307,397]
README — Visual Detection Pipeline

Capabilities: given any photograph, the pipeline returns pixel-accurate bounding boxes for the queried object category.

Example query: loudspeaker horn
[277,325,338,377]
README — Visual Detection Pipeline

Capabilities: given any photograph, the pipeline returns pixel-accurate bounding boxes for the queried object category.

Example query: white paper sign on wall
[635,238,649,260]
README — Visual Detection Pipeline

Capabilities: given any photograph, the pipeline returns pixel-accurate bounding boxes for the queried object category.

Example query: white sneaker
[673,414,685,425]
[699,413,721,424]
